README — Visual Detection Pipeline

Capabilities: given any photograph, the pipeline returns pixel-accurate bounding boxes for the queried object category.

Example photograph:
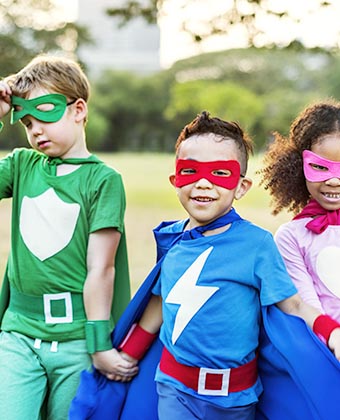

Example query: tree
[168,45,334,96]
[165,79,265,147]
[0,0,92,148]
[106,0,335,49]
[88,70,174,152]
[0,0,92,77]
[86,45,340,153]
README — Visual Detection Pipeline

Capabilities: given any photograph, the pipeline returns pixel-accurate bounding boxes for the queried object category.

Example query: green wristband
[0,121,3,131]
[85,320,112,354]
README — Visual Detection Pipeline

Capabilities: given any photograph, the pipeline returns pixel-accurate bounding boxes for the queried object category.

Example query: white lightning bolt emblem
[165,246,219,345]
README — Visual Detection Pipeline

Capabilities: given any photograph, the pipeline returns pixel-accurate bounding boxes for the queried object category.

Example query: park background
[0,151,289,293]
[1,0,340,292]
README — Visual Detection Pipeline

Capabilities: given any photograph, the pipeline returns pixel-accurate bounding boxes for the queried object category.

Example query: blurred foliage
[83,45,340,153]
[106,0,336,48]
[0,0,92,77]
[107,0,158,26]
[86,70,174,152]
[164,79,264,146]
[1,1,340,153]
[3,45,340,153]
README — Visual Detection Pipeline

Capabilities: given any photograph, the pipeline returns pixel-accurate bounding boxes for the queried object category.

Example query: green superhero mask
[11,93,74,124]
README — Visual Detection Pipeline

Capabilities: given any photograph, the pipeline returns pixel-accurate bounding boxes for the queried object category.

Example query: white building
[76,0,161,76]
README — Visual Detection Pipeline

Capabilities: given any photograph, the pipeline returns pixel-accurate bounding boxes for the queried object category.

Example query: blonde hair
[6,54,90,102]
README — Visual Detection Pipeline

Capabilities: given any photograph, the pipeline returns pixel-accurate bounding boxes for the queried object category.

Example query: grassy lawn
[0,151,290,294]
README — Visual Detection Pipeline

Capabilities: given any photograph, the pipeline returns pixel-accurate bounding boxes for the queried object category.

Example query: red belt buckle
[198,367,231,396]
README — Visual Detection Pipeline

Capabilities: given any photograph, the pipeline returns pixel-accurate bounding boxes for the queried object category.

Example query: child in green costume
[0,55,136,420]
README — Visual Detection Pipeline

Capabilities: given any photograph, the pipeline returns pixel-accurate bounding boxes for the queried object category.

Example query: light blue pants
[0,331,92,420]
[157,383,256,420]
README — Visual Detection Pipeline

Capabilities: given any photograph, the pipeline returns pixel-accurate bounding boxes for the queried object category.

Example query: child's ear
[234,176,252,200]
[74,98,87,123]
[169,173,176,187]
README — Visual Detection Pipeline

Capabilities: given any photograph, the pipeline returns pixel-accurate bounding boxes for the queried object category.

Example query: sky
[53,0,78,22]
[158,0,340,67]
[54,0,340,68]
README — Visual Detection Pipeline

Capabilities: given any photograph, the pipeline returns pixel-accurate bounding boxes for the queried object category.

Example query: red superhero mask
[175,159,241,189]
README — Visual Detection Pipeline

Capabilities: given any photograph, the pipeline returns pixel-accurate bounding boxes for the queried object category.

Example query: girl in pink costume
[260,100,340,324]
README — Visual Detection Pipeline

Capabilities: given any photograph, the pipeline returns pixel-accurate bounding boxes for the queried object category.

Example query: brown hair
[259,99,340,215]
[175,111,253,175]
[5,54,90,103]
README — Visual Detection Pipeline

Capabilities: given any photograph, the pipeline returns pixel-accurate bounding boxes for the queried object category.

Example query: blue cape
[70,222,340,420]
[69,258,163,420]
[256,305,340,420]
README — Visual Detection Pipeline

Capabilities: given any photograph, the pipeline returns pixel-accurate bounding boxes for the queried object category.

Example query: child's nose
[32,121,43,136]
[195,177,213,188]
[325,177,340,186]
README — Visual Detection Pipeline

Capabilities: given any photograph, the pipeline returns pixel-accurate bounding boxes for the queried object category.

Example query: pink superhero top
[275,218,340,322]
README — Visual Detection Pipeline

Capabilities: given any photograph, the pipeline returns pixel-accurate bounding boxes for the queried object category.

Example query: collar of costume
[175,159,241,189]
[153,208,242,259]
[11,93,70,124]
[44,155,102,175]
[293,198,340,234]
[303,150,340,182]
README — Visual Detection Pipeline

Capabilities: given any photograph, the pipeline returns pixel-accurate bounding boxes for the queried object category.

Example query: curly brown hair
[259,99,340,215]
[175,111,253,175]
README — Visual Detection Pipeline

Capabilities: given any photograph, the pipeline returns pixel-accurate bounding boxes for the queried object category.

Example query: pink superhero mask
[303,150,340,182]
[175,159,241,189]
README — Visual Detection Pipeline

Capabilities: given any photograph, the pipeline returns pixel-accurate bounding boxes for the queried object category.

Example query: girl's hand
[0,81,12,119]
[328,328,340,362]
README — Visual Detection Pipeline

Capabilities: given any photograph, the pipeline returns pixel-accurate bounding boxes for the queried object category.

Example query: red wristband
[313,315,340,344]
[119,323,157,360]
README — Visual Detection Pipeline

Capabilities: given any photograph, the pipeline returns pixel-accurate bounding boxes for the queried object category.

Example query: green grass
[0,152,290,293]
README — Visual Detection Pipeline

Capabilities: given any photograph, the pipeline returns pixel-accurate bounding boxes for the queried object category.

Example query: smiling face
[169,133,252,229]
[20,87,89,159]
[306,134,340,211]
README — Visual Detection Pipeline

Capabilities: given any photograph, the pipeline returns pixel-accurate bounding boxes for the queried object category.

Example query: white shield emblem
[316,246,340,298]
[20,188,80,261]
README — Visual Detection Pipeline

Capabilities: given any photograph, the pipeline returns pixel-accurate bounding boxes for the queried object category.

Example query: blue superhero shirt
[153,218,297,408]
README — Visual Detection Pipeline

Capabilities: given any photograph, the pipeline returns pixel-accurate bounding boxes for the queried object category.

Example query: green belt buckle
[43,292,73,324]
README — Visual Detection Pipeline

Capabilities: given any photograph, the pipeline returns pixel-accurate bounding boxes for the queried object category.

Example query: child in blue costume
[0,55,135,420]
[116,112,340,420]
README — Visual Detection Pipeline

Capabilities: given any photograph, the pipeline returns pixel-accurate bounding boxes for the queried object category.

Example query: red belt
[159,347,258,396]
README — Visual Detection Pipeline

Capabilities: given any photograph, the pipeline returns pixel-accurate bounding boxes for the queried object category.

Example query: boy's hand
[328,328,340,361]
[0,81,12,119]
[92,347,139,382]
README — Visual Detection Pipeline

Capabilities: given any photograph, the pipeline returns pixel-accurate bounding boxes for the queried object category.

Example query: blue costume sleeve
[256,305,340,420]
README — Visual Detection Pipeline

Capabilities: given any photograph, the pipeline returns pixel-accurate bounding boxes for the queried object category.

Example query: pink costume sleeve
[274,222,324,313]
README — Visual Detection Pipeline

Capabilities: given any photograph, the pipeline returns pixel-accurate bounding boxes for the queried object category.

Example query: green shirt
[0,148,130,341]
